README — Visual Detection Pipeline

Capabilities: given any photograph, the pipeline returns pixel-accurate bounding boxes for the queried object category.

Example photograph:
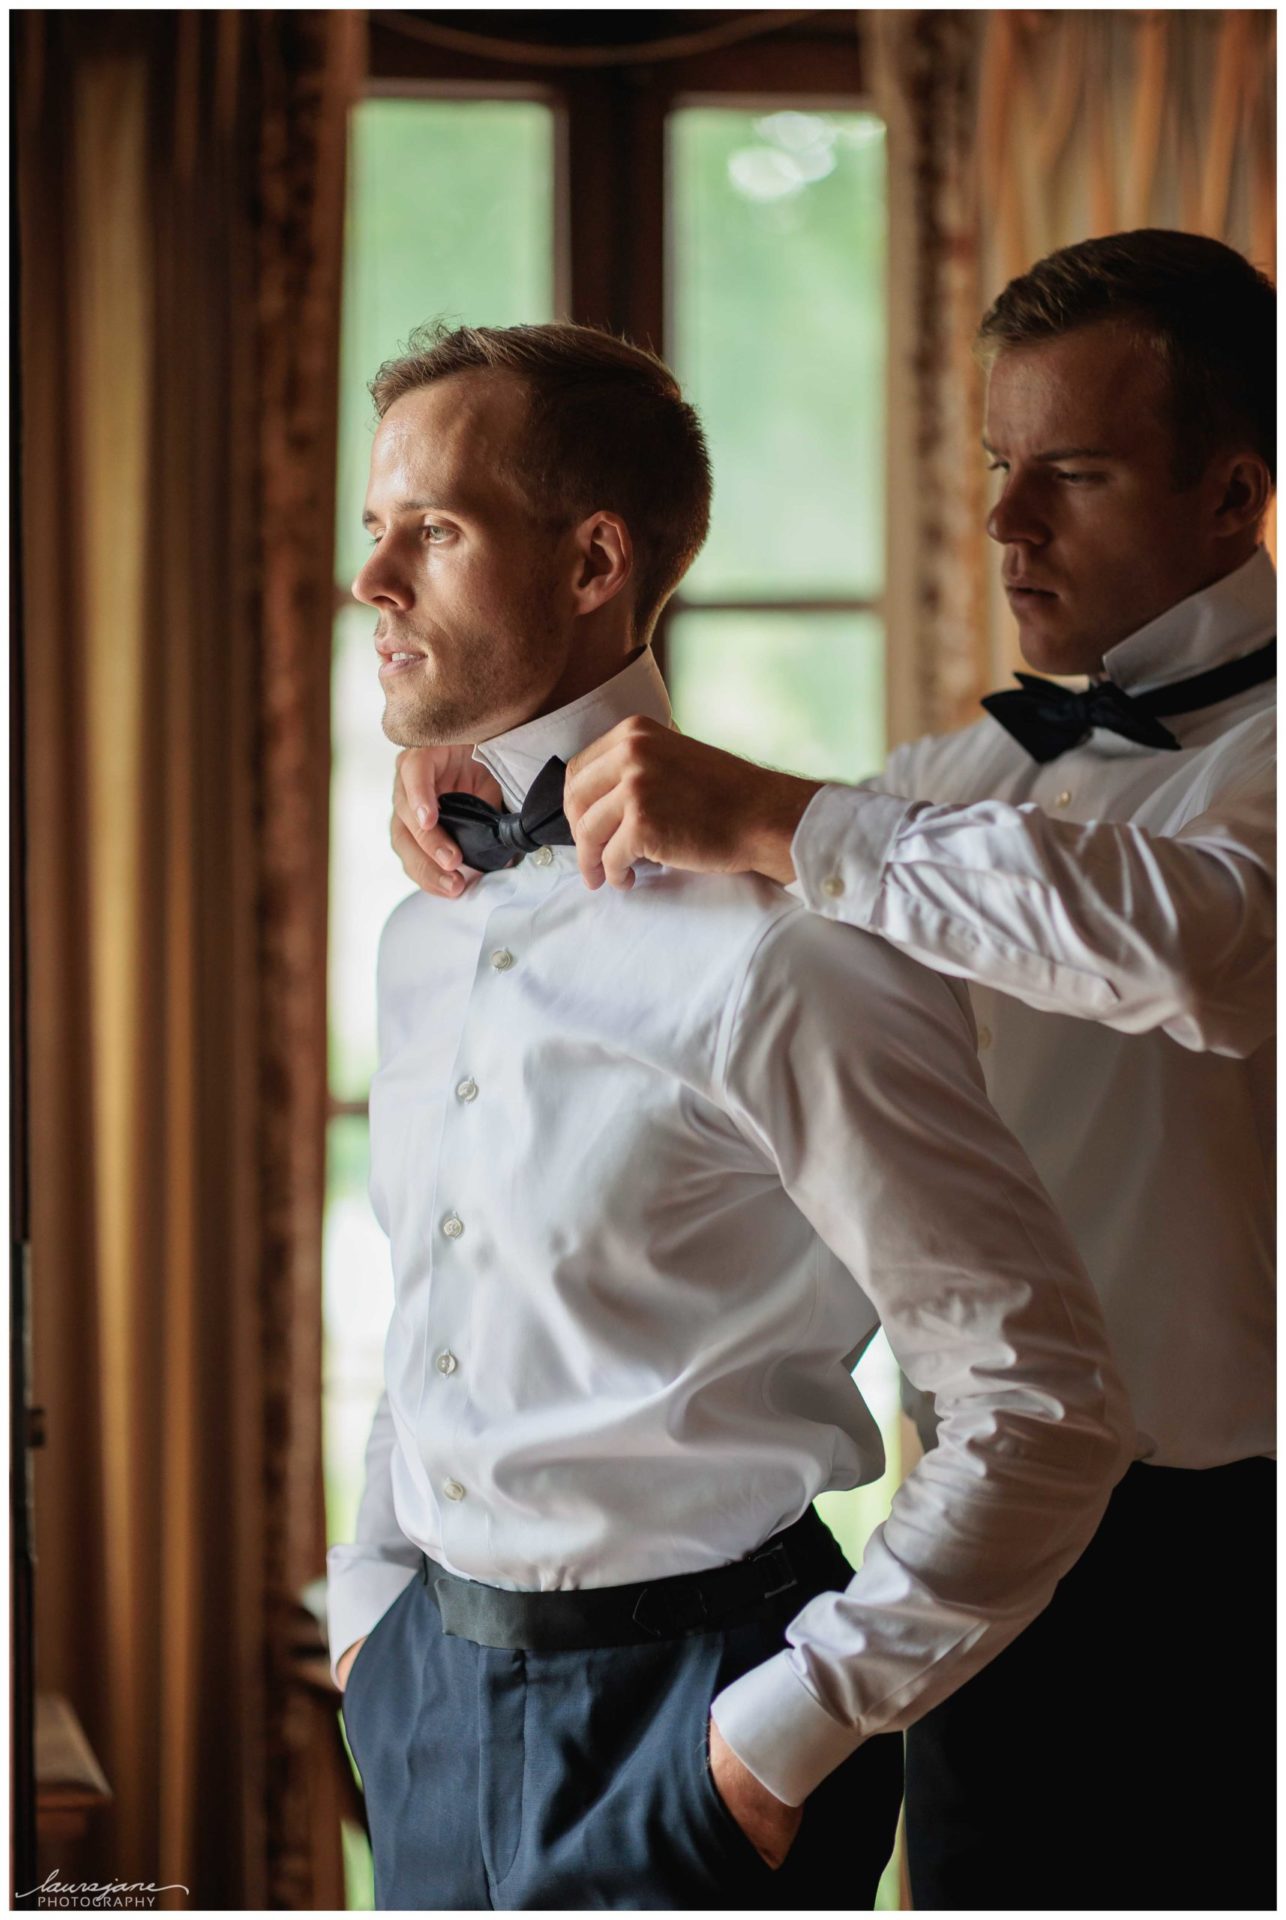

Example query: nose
[351,542,413,612]
[986,468,1051,549]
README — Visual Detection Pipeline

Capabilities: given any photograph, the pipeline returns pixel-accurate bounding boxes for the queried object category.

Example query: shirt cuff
[710,1648,861,1808]
[325,1547,419,1688]
[790,784,918,929]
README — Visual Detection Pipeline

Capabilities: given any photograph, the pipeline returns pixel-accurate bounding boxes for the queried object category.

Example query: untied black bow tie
[981,638,1276,764]
[436,754,575,873]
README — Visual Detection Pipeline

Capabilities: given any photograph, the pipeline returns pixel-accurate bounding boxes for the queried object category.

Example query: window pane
[334,98,556,588]
[323,1114,394,1546]
[328,603,417,1100]
[669,107,886,603]
[667,609,885,783]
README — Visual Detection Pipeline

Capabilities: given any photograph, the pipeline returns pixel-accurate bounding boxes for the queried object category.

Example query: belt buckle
[751,1541,797,1602]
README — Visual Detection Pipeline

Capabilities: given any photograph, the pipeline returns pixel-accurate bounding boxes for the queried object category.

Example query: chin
[381,686,487,749]
[1015,615,1105,679]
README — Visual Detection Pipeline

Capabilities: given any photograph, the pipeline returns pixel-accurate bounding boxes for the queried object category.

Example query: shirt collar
[472,646,673,808]
[1101,545,1277,696]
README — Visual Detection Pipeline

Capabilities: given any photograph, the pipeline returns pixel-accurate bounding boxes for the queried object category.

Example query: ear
[569,511,633,619]
[1209,451,1275,540]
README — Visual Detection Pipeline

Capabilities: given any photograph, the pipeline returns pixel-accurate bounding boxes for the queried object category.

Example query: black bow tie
[436,755,574,873]
[981,639,1276,763]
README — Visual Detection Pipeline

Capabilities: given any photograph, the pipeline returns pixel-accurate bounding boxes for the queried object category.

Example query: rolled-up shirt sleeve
[325,1388,422,1687]
[710,912,1134,1806]
[790,739,1275,1057]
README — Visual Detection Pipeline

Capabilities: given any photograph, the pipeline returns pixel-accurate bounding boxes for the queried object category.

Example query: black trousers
[342,1519,903,1911]
[905,1456,1277,1911]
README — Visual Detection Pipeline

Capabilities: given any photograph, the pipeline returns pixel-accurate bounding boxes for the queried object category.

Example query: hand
[564,717,822,892]
[391,746,503,899]
[707,1716,802,1869]
[335,1637,367,1692]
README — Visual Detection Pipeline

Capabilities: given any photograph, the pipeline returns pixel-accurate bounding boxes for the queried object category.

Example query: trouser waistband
[420,1505,846,1651]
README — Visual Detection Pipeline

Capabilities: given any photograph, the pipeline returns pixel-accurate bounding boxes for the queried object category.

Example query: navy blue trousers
[342,1542,903,1910]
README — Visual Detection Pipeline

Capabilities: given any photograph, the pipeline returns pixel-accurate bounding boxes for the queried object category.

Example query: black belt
[420,1506,848,1651]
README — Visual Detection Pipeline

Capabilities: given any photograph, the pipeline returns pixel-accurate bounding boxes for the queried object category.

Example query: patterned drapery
[868,9,1277,741]
[17,12,362,1906]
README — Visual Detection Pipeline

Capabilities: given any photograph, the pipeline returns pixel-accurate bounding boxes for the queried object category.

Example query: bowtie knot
[982,675,1181,763]
[436,755,575,873]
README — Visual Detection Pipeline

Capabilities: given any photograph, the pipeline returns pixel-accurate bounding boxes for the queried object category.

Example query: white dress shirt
[792,545,1276,1469]
[326,646,1131,1807]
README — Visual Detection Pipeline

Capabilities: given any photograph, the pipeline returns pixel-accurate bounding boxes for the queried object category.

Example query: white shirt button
[821,875,845,899]
[443,1479,466,1502]
[532,846,554,868]
[490,948,515,971]
[442,1213,464,1239]
[1054,790,1072,809]
[436,1350,459,1376]
[456,1078,479,1103]
[977,1025,993,1051]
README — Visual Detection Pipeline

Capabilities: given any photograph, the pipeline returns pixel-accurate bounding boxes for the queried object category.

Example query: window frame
[329,19,878,1140]
[357,13,874,676]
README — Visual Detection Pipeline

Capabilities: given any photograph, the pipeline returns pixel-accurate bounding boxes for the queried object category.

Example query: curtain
[868,9,1277,740]
[17,12,362,1906]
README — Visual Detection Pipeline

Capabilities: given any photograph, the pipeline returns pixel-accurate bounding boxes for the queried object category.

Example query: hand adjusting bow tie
[981,638,1276,764]
[435,755,575,873]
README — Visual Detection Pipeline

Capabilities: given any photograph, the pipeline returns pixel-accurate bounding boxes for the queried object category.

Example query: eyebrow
[981,438,1115,461]
[361,498,449,529]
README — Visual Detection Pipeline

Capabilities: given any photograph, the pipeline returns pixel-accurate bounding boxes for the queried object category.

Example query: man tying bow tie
[327,317,1133,1911]
[391,231,1276,1910]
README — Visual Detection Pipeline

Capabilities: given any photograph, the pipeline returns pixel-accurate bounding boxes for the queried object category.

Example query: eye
[986,461,1007,474]
[424,524,449,542]
[1052,471,1095,484]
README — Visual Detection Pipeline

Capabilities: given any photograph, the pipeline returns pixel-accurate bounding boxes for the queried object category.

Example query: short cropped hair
[370,321,713,641]
[975,230,1276,487]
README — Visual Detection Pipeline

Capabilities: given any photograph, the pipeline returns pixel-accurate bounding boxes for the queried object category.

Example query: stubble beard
[380,607,565,749]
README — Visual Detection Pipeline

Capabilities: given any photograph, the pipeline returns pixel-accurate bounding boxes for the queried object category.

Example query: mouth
[1005,583,1059,606]
[377,647,428,679]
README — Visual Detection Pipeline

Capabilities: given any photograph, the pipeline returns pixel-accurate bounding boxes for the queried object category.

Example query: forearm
[713,1359,1128,1804]
[790,783,1276,1054]
[325,1389,422,1685]
[717,914,1133,1802]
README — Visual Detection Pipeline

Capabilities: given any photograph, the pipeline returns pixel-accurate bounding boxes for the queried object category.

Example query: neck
[526,623,640,725]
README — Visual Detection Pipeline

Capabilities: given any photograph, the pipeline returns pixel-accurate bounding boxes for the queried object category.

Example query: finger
[392,814,466,899]
[393,771,463,872]
[569,789,628,889]
[397,747,444,833]
[599,817,640,892]
[565,716,640,783]
[563,743,628,834]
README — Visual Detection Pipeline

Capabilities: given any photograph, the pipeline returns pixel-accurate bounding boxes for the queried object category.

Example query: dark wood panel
[368,15,863,97]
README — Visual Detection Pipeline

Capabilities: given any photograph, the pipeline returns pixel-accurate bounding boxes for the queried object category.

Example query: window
[327,30,901,1907]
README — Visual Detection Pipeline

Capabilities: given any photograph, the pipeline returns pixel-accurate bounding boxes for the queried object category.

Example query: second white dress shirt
[791,546,1276,1468]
